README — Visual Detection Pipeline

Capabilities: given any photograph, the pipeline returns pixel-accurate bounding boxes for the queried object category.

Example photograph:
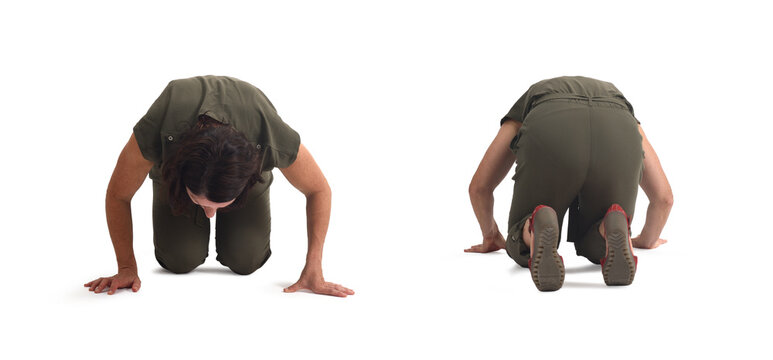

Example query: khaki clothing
[133,75,300,196]
[134,76,298,274]
[501,75,638,125]
[501,77,643,266]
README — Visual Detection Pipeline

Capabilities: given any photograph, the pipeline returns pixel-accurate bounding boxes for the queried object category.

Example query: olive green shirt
[133,75,301,190]
[501,76,638,125]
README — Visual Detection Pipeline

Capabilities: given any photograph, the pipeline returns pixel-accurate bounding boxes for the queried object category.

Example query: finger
[464,245,481,253]
[329,289,350,298]
[331,283,353,295]
[336,285,355,295]
[283,283,301,293]
[318,286,348,297]
[93,279,102,293]
[326,283,354,297]
[84,280,96,288]
[94,278,108,293]
[95,278,110,294]
[89,278,102,292]
[132,278,141,292]
[108,280,119,295]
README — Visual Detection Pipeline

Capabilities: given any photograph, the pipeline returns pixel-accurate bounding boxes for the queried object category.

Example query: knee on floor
[219,252,270,275]
[156,250,207,274]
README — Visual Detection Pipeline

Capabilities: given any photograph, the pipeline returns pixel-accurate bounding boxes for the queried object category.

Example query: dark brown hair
[162,116,264,215]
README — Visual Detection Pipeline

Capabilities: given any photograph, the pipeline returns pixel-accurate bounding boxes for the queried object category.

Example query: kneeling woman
[86,76,354,297]
[466,76,672,291]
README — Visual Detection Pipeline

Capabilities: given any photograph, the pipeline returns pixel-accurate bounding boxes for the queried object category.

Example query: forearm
[636,125,673,247]
[304,188,332,270]
[638,199,672,247]
[469,188,499,237]
[468,122,518,238]
[105,195,137,272]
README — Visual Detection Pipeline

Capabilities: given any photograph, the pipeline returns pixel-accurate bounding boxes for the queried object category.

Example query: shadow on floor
[564,264,599,274]
[510,264,599,275]
[274,282,293,289]
[509,265,528,274]
[561,281,607,289]
[152,266,237,275]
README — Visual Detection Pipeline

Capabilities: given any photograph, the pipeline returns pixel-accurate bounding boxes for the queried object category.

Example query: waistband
[531,93,630,109]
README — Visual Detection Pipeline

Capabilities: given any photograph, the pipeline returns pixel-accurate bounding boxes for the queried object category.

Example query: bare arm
[85,134,153,294]
[465,120,520,252]
[633,125,673,249]
[279,144,354,297]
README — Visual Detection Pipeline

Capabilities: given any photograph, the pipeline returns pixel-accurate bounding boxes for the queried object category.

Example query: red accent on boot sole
[529,205,551,233]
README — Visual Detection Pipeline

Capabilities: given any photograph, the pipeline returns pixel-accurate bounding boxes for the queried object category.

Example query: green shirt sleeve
[132,76,300,175]
[501,91,529,125]
[133,82,174,164]
[251,87,301,170]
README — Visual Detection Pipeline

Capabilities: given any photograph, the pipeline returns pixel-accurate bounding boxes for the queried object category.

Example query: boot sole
[530,208,564,291]
[602,211,636,286]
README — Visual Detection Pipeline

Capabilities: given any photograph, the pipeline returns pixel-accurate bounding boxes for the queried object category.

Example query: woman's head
[162,116,264,216]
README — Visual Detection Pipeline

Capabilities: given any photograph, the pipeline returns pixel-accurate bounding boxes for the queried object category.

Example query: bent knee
[219,250,271,275]
[155,250,206,274]
[228,264,260,275]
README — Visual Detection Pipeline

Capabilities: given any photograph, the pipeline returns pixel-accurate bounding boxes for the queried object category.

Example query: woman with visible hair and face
[85,75,354,297]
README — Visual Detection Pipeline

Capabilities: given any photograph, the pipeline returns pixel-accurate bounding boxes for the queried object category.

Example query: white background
[2,0,771,358]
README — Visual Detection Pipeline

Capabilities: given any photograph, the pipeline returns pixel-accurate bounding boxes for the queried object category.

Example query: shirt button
[168,135,174,141]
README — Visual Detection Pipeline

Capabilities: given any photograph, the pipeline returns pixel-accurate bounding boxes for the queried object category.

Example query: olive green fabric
[152,180,272,275]
[502,88,643,267]
[135,76,295,274]
[501,76,638,126]
[133,75,301,194]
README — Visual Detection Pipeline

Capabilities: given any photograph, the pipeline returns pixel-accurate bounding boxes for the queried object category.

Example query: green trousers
[504,96,643,267]
[152,181,272,275]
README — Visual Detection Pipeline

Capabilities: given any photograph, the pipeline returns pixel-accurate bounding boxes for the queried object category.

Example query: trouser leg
[152,181,210,274]
[505,102,591,267]
[215,186,272,275]
[569,106,643,263]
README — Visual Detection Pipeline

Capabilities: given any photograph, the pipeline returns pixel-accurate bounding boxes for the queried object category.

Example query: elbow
[468,182,478,198]
[105,186,129,205]
[657,189,674,210]
[307,183,331,200]
[468,181,492,199]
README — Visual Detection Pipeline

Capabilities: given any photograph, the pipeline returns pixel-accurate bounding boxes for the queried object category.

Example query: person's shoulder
[166,75,251,89]
[568,76,620,90]
[536,75,597,87]
[166,75,263,99]
[166,76,200,87]
[526,76,577,92]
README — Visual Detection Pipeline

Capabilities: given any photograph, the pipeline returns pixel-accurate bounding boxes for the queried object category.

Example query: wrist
[305,248,323,265]
[301,263,323,281]
[303,259,323,272]
[118,263,138,274]
[636,230,658,245]
[480,218,498,236]
[482,226,501,239]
